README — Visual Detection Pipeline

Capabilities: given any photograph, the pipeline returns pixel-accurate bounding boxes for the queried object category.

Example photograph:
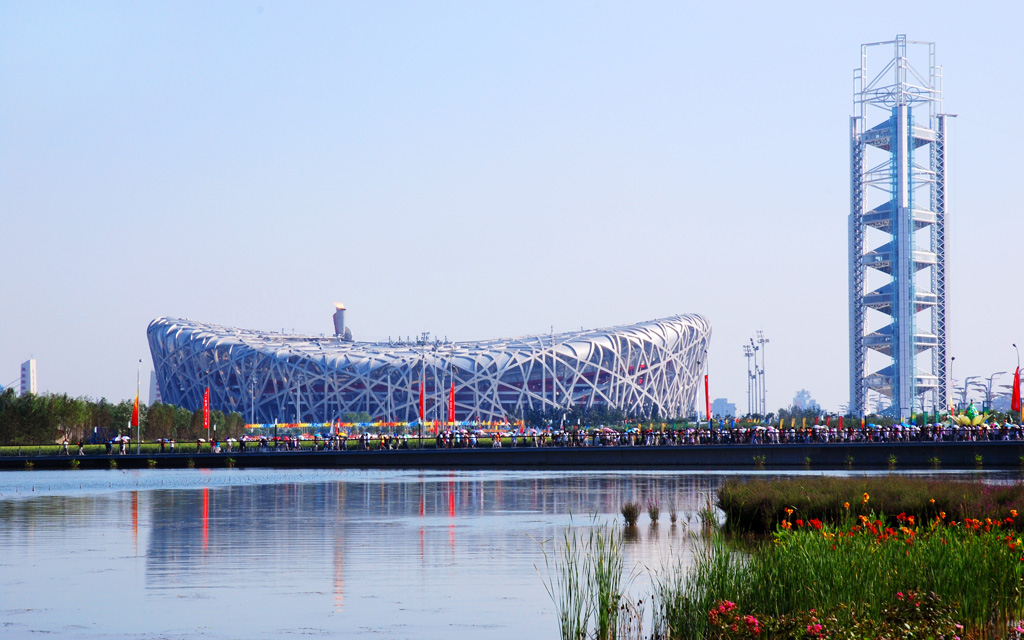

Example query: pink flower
[744,615,761,633]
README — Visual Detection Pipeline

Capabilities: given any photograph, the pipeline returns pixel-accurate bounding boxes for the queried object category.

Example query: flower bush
[718,476,1024,535]
[706,592,965,640]
[651,503,1024,640]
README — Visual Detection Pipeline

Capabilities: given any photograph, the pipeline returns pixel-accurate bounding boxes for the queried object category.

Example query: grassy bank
[546,477,1024,639]
[651,515,1023,639]
[718,475,1024,534]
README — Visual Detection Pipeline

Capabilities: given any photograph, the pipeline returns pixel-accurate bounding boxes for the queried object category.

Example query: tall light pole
[749,338,760,417]
[742,344,754,416]
[949,356,955,412]
[757,331,769,416]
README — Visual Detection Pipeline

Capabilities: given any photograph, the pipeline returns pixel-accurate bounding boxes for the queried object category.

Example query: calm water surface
[0,468,1016,639]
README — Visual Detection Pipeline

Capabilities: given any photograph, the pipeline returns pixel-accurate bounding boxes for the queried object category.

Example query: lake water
[0,468,1017,639]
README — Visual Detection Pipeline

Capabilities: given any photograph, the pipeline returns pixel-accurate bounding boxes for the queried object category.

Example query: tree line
[0,388,246,445]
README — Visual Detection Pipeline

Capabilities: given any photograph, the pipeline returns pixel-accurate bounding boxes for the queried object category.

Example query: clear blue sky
[2,1,1022,412]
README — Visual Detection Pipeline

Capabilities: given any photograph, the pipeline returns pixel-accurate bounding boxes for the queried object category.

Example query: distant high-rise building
[793,389,818,411]
[20,359,37,396]
[849,35,948,420]
[149,370,162,405]
[711,398,736,418]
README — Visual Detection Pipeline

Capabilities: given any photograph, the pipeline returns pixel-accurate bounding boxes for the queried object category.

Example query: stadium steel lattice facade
[148,314,712,424]
[849,35,948,420]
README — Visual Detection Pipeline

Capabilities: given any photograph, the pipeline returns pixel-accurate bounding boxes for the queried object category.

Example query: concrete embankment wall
[2,442,1024,471]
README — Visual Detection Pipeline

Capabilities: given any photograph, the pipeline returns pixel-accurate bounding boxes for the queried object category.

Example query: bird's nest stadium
[147,312,711,425]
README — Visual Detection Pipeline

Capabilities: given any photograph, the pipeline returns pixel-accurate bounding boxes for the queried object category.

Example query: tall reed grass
[621,501,641,526]
[540,527,590,640]
[540,523,636,640]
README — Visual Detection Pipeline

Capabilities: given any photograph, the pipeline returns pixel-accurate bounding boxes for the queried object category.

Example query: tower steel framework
[849,35,947,419]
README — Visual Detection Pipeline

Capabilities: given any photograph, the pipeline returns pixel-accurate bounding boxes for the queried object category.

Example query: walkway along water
[1,439,1023,470]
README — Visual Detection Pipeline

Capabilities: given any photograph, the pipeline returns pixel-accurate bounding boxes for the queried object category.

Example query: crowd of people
[44,421,1024,457]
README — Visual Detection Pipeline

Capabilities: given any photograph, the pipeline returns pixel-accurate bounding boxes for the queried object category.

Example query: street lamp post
[757,331,769,417]
[962,375,982,410]
[949,356,956,412]
[983,372,1007,412]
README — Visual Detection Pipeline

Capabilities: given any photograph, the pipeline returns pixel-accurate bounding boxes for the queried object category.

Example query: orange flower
[862,493,870,504]
[929,498,935,504]
[843,502,850,510]
[1012,510,1018,518]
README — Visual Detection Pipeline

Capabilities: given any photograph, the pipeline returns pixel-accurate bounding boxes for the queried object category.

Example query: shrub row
[718,475,1024,534]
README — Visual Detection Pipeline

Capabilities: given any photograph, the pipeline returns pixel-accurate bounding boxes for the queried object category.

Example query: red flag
[838,416,843,430]
[130,390,139,428]
[203,387,210,433]
[704,374,711,422]
[826,415,831,428]
[418,376,425,422]
[1013,367,1021,413]
[448,381,455,424]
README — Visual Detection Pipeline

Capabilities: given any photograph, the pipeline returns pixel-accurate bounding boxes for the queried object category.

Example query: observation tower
[849,35,948,419]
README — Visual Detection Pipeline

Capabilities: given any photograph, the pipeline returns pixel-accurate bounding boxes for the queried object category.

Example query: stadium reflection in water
[6,469,1002,639]
[0,469,726,639]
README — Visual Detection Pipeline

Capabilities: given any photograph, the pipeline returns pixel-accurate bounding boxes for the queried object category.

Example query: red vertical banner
[203,387,210,433]
[1012,367,1021,413]
[418,376,425,422]
[448,381,455,424]
[704,374,711,424]
[130,390,140,428]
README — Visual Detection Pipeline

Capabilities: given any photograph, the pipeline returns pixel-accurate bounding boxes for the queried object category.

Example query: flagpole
[1013,344,1021,422]
[136,359,141,454]
[418,350,423,446]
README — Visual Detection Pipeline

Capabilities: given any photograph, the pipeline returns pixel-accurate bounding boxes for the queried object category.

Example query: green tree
[146,403,175,440]
[111,400,133,435]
